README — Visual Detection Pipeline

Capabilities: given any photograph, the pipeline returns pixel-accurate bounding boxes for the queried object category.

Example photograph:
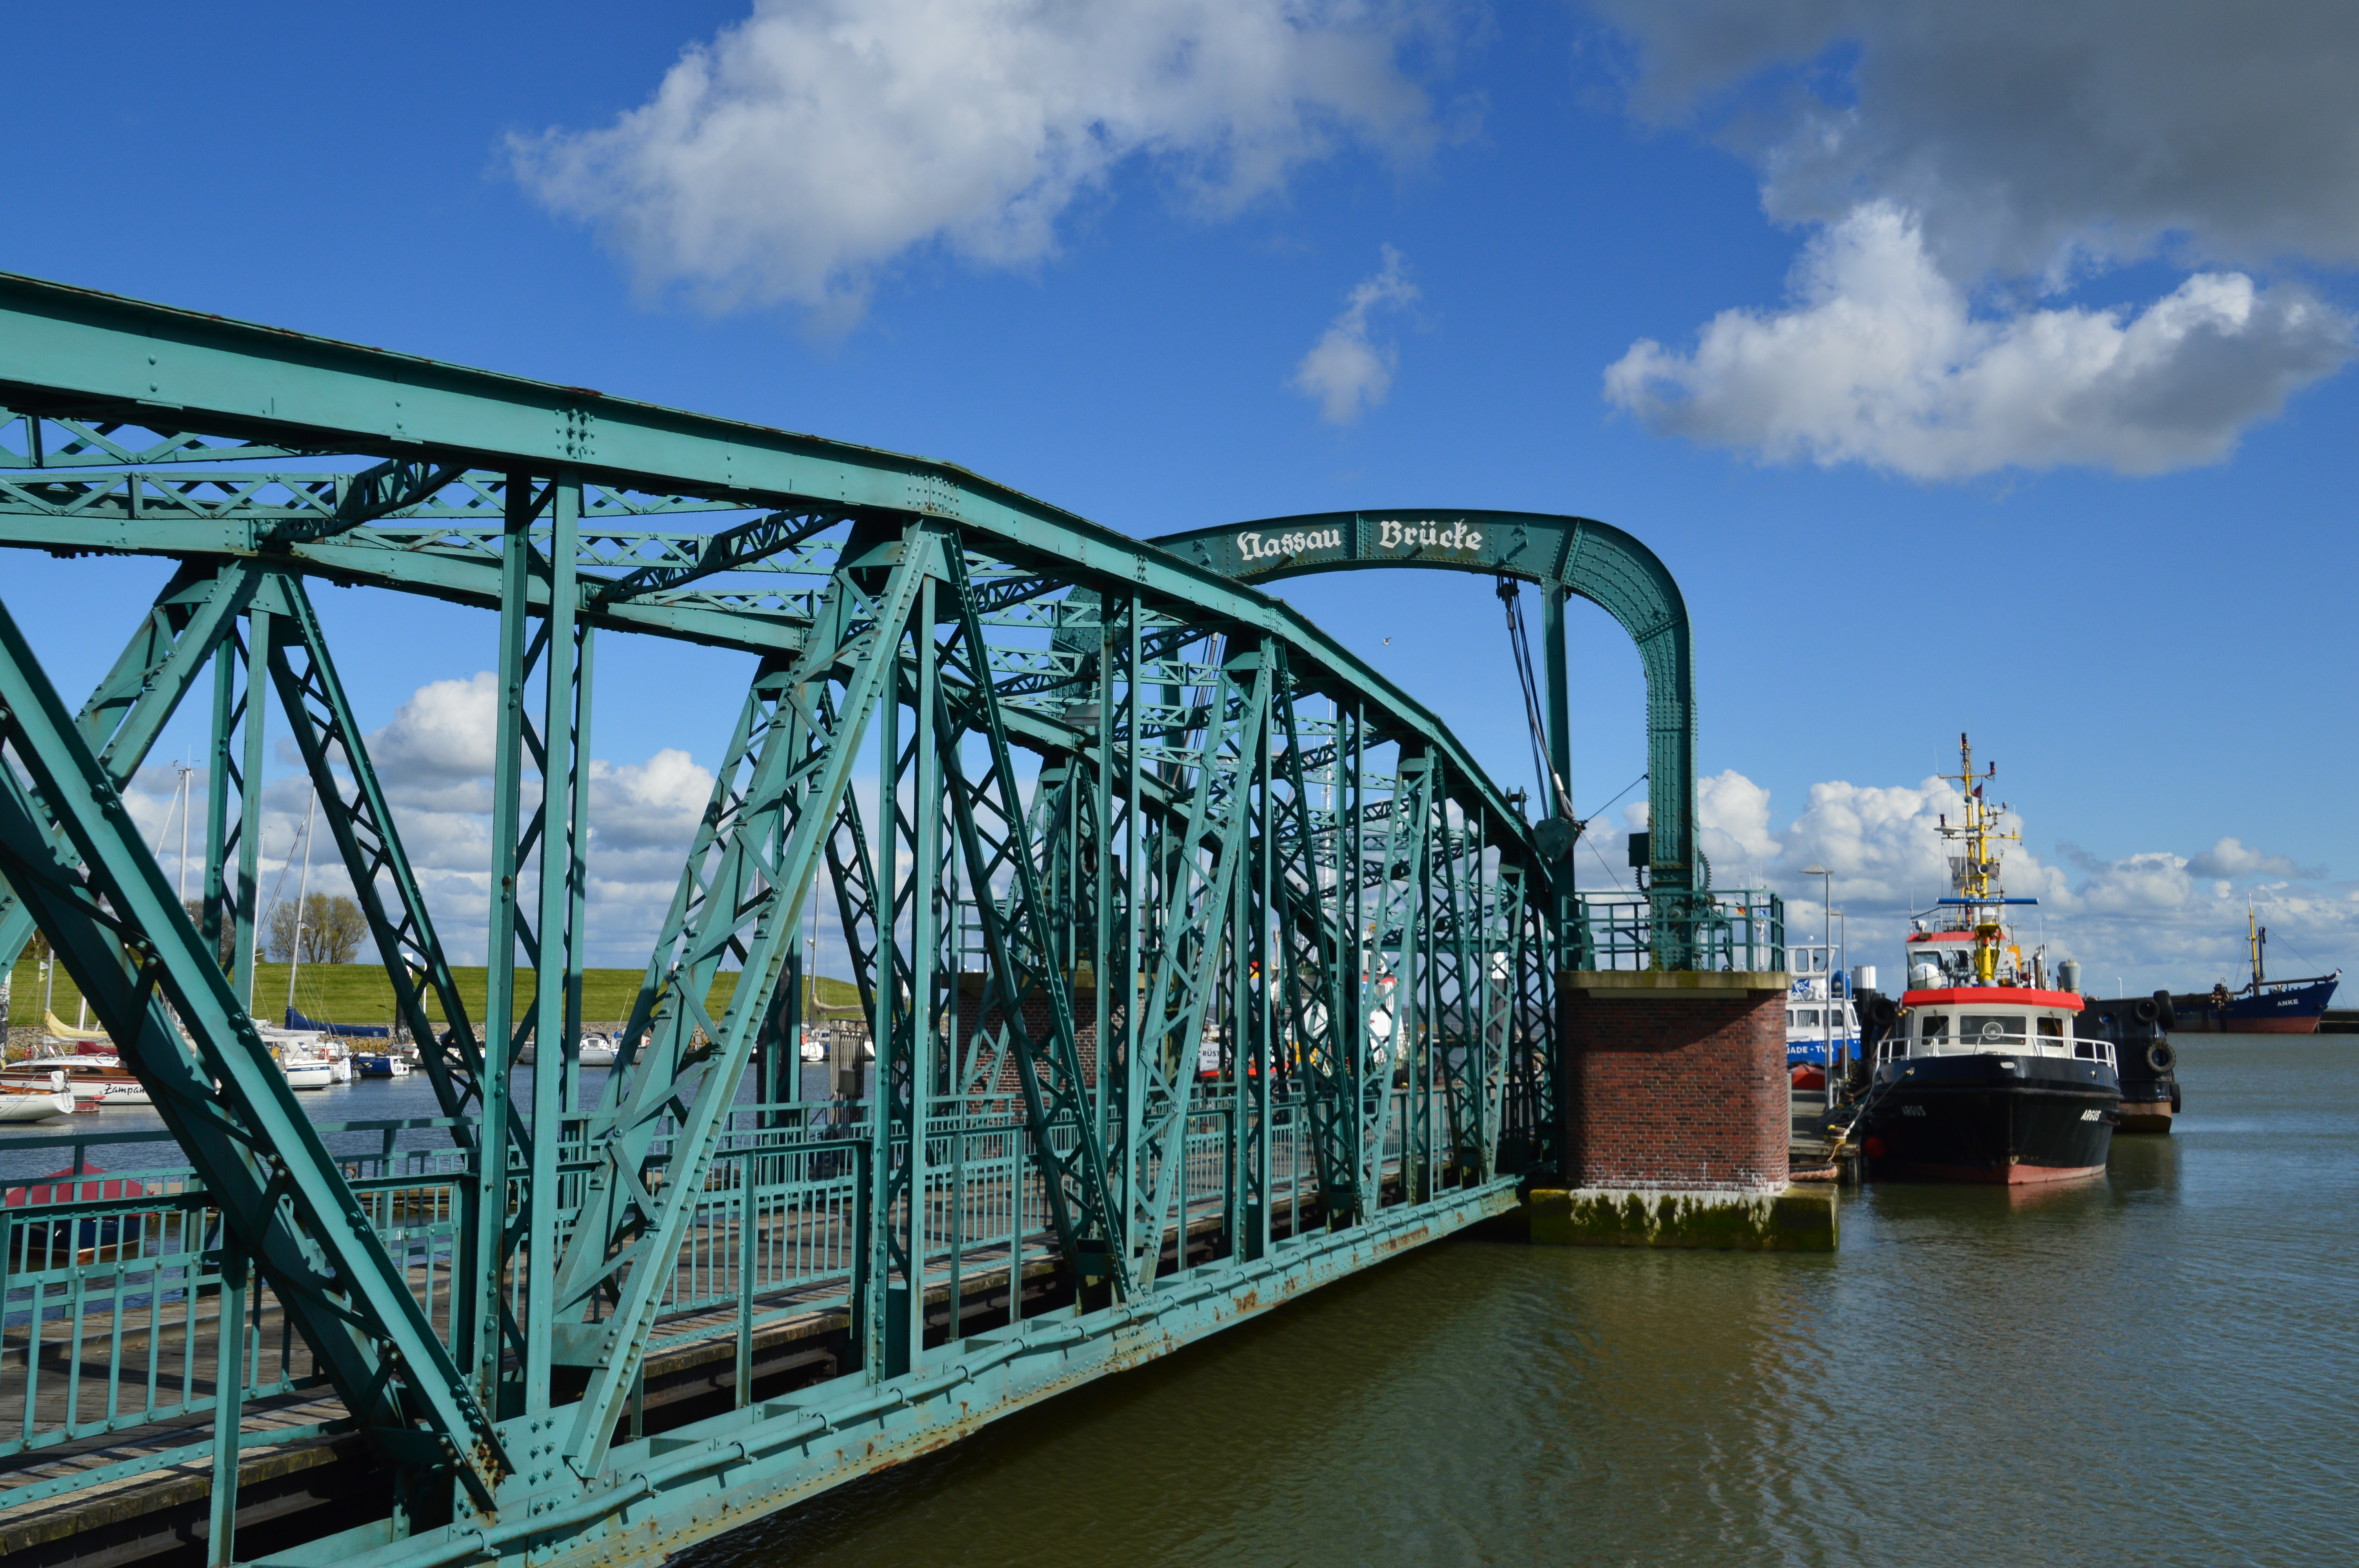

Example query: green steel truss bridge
[0,274,1779,1568]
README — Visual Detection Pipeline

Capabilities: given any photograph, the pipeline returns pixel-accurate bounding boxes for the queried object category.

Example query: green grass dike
[6,955,863,1038]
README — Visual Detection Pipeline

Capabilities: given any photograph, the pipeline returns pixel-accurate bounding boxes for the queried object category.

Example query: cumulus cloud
[118,675,727,969]
[1676,765,2355,992]
[367,673,500,811]
[1605,204,2352,478]
[589,750,716,853]
[1590,2,2359,476]
[512,0,1452,320]
[2186,835,2319,880]
[1696,767,1776,875]
[1594,0,2359,280]
[1292,245,1419,423]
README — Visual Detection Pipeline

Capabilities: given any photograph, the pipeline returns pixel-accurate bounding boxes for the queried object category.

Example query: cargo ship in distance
[2170,906,2339,1034]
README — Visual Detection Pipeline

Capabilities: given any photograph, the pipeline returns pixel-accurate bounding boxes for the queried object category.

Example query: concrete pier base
[1520,1185,1837,1251]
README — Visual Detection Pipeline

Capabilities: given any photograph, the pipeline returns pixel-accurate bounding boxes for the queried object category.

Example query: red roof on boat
[1900,987,2085,1011]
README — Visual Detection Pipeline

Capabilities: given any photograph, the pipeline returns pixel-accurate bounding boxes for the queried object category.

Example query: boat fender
[2146,1041,2175,1073]
[2170,1081,2182,1114]
[2151,989,2176,1031]
[1861,1136,1886,1159]
[2132,997,2159,1024]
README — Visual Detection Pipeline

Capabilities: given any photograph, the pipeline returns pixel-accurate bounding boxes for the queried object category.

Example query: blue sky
[3,2,2354,993]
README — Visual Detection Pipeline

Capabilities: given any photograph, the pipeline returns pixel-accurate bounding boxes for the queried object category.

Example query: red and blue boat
[2168,907,2339,1033]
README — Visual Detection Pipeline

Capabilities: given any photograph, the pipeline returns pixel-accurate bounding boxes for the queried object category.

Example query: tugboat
[2168,906,2340,1033]
[1845,737,2121,1183]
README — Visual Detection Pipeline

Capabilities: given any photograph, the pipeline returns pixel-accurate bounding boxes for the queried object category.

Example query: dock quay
[0,274,1808,1568]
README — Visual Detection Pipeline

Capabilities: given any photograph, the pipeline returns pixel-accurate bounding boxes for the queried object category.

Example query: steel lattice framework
[1152,510,1708,966]
[0,275,1581,1568]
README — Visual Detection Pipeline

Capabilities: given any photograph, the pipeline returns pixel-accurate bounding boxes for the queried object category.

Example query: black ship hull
[2074,993,2180,1135]
[1860,1053,2120,1184]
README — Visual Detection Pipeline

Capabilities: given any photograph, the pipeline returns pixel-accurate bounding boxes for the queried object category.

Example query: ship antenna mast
[1938,732,2020,985]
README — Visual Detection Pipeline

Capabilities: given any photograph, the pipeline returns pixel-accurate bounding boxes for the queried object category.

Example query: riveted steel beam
[0,272,1536,871]
[1151,508,1696,955]
[0,556,257,971]
[0,593,510,1506]
[1119,642,1271,1286]
[551,534,937,1476]
[947,554,1125,1278]
[264,573,491,1117]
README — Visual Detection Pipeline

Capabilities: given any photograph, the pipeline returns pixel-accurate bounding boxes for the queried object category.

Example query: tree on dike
[265,893,369,965]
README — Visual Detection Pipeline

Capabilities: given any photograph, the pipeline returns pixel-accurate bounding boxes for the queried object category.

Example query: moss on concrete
[1523,1186,1836,1252]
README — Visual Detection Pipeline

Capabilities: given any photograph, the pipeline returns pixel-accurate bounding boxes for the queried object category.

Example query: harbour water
[676,1033,2352,1568]
[2,1039,2349,1564]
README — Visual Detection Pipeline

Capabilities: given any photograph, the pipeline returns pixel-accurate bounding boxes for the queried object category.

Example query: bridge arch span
[1148,509,1697,903]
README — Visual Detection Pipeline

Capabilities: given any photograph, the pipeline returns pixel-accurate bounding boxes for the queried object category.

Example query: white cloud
[1678,766,2357,993]
[366,672,499,808]
[2186,835,2315,880]
[589,750,715,853]
[2076,852,2193,916]
[1696,767,1776,874]
[1292,244,1419,423]
[1605,204,2353,479]
[1589,3,2359,477]
[512,0,1452,320]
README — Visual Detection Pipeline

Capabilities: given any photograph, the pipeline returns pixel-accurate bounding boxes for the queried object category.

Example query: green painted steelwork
[1149,509,1704,962]
[0,273,1567,1568]
[0,599,511,1505]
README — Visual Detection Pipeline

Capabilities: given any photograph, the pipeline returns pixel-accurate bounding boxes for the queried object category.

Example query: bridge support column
[1527,969,1832,1249]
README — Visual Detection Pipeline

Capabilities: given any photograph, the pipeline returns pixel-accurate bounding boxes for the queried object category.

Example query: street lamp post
[1832,908,1847,1089]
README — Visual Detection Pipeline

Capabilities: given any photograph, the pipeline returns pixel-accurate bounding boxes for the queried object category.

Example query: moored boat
[1785,946,1861,1067]
[0,1072,78,1122]
[2168,907,2339,1033]
[1845,737,2121,1184]
[281,1056,335,1090]
[2072,985,2181,1133]
[1,1050,143,1103]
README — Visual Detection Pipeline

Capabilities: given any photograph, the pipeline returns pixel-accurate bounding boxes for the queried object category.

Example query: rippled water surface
[676,1035,2355,1568]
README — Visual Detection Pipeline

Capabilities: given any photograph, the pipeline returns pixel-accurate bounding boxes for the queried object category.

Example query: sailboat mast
[286,792,316,1020]
[177,766,192,907]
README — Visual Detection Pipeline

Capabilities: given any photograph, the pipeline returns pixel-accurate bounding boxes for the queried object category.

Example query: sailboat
[42,1010,110,1044]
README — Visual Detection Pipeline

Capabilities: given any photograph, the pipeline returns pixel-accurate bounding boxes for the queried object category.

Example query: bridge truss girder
[0,272,1560,1568]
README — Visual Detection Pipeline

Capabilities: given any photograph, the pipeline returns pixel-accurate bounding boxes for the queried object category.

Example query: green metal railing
[0,272,1562,1567]
[0,1118,471,1514]
[0,1085,1422,1514]
[1573,888,1785,973]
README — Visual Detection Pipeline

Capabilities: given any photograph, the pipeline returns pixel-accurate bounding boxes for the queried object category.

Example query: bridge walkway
[1,1109,1450,1564]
